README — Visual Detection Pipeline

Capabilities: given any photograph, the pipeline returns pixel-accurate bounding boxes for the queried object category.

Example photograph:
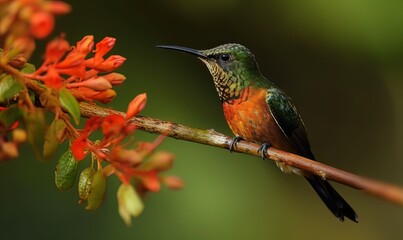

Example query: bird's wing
[267,87,315,159]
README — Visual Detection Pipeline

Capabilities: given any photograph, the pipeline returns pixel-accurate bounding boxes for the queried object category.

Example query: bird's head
[157,43,261,102]
[157,43,259,78]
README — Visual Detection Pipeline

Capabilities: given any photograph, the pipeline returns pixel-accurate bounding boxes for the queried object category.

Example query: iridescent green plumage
[158,43,358,222]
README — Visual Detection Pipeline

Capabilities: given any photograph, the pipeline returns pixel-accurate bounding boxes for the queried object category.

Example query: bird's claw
[229,136,243,152]
[257,143,271,159]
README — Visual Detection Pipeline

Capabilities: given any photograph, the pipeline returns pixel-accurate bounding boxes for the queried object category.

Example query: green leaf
[20,63,36,74]
[0,104,22,128]
[0,74,24,103]
[78,167,96,205]
[23,108,46,160]
[43,119,66,160]
[86,170,106,211]
[58,88,80,125]
[55,149,79,191]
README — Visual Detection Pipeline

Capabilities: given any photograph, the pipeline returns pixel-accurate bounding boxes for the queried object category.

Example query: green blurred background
[1,0,403,239]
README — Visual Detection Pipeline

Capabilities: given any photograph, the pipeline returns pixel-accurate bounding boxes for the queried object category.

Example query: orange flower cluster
[27,35,126,103]
[0,0,71,58]
[71,93,182,193]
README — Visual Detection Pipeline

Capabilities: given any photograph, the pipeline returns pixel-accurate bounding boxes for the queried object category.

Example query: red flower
[30,11,54,39]
[26,35,125,104]
[83,116,103,133]
[101,114,125,139]
[56,35,94,69]
[71,134,89,160]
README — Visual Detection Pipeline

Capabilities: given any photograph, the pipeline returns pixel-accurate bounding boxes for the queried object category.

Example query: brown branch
[80,102,403,206]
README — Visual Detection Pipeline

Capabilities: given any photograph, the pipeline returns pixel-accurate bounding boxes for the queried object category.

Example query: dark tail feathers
[305,175,358,223]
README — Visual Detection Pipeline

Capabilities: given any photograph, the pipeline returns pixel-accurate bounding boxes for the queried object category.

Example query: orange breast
[222,87,295,153]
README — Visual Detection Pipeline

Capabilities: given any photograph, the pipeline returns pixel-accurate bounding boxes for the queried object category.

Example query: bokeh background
[1,0,403,239]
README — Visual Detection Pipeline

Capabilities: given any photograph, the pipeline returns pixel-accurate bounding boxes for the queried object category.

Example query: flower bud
[1,142,18,158]
[142,151,174,171]
[126,93,147,119]
[12,129,27,144]
[103,72,126,86]
[44,1,72,14]
[75,35,94,55]
[70,87,116,103]
[140,172,160,192]
[30,11,55,39]
[67,77,112,91]
[6,36,35,59]
[94,37,116,60]
[117,183,144,226]
[111,148,143,167]
[162,176,184,190]
[45,36,70,64]
[87,55,126,72]
[78,167,96,205]
[9,54,27,69]
[92,89,116,104]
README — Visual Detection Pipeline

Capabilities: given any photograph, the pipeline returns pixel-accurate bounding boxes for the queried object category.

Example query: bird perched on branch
[157,43,358,222]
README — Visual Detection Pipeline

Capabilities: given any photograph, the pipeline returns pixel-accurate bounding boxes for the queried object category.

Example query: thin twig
[79,102,403,206]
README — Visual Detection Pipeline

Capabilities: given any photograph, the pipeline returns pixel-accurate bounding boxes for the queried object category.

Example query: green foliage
[0,74,24,103]
[54,149,79,191]
[0,104,22,128]
[58,88,80,125]
[20,63,35,74]
[43,119,67,160]
[23,108,46,160]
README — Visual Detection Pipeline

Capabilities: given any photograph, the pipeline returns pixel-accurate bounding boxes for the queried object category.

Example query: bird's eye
[220,54,230,61]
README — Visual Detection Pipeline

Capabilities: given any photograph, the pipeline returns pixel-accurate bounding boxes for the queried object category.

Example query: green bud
[55,150,79,191]
[85,170,106,211]
[78,167,96,205]
[117,183,144,225]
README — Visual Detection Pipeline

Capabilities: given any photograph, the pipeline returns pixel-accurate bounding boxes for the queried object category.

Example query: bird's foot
[229,136,244,152]
[257,143,271,159]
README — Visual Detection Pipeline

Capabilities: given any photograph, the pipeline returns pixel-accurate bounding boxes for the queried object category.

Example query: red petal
[71,135,89,160]
[83,116,102,133]
[43,67,63,89]
[141,171,160,192]
[101,114,125,138]
[44,36,70,64]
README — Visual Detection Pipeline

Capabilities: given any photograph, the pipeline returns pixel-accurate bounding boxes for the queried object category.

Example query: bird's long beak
[156,45,207,59]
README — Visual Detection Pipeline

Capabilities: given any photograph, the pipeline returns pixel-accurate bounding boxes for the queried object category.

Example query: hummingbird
[157,43,358,222]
